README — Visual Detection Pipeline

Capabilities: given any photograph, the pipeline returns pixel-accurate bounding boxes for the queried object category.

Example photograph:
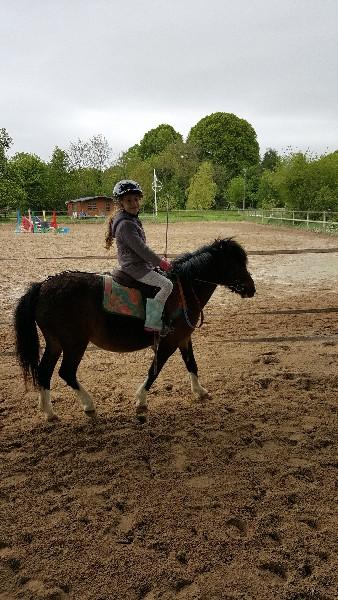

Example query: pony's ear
[220,237,235,249]
[209,239,220,254]
[214,238,227,250]
[212,238,223,249]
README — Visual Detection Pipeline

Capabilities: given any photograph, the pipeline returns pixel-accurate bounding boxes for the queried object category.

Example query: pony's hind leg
[179,338,208,399]
[58,342,96,415]
[38,340,62,421]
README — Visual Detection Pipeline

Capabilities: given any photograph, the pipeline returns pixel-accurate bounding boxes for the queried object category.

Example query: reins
[177,278,204,329]
[195,278,221,286]
[162,201,211,329]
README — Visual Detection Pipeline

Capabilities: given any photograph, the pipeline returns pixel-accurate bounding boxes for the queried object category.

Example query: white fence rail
[244,209,338,231]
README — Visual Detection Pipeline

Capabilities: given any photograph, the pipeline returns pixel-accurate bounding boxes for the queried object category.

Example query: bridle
[177,277,243,329]
[196,277,250,296]
[177,276,250,329]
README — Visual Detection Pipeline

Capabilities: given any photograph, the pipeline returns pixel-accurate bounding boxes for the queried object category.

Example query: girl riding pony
[105,180,173,334]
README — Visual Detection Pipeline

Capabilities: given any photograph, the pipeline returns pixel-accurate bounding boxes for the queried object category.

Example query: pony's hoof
[84,409,97,418]
[135,404,148,423]
[46,413,59,422]
[197,391,210,401]
[137,412,147,424]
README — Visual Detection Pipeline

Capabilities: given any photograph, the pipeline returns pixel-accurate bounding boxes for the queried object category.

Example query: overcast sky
[1,0,337,161]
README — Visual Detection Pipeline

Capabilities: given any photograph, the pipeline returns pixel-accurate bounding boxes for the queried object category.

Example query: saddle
[102,269,177,322]
[111,268,158,299]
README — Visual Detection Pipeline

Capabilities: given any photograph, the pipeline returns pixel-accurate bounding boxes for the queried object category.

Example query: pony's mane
[171,238,247,279]
[45,270,90,281]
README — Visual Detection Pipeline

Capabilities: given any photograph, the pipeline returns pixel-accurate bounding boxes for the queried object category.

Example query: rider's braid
[105,204,122,250]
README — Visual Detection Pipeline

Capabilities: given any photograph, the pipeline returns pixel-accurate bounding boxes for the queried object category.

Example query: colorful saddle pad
[102,275,145,319]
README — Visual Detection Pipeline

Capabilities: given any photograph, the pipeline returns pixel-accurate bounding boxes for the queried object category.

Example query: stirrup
[144,322,172,337]
[159,324,172,337]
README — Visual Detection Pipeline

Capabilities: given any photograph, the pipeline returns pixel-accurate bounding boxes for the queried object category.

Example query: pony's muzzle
[241,287,255,298]
[229,276,256,298]
[243,272,256,298]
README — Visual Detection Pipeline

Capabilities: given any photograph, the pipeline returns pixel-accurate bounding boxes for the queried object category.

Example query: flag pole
[152,169,163,218]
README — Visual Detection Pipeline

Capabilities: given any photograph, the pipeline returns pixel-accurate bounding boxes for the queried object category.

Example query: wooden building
[66,196,113,217]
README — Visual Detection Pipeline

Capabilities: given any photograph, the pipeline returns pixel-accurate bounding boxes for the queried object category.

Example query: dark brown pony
[14,238,255,421]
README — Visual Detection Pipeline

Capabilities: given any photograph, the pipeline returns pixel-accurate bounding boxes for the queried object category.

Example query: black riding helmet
[112,180,143,200]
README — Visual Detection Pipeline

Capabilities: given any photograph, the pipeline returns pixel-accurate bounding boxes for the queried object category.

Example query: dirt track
[0,221,338,600]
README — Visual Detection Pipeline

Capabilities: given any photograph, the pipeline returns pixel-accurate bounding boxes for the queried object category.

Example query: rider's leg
[138,271,173,332]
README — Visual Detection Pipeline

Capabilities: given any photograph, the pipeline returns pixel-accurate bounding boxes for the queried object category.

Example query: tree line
[0,113,337,213]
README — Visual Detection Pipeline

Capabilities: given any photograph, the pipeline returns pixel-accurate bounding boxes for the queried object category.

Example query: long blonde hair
[105,203,122,250]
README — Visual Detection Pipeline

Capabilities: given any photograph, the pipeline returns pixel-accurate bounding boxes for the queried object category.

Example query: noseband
[195,278,248,296]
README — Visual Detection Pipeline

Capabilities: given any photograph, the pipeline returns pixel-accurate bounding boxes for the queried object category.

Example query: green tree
[256,170,281,208]
[187,112,259,179]
[258,151,338,211]
[268,153,309,210]
[45,147,73,209]
[186,161,217,209]
[7,153,48,210]
[311,185,337,211]
[118,144,140,166]
[226,176,245,208]
[0,178,26,212]
[138,124,183,160]
[261,148,280,171]
[310,151,338,209]
[153,141,200,208]
[68,168,108,200]
[0,129,22,211]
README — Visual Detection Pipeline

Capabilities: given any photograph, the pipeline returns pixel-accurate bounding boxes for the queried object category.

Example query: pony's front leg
[135,380,148,415]
[179,338,209,399]
[135,341,176,421]
[39,388,59,421]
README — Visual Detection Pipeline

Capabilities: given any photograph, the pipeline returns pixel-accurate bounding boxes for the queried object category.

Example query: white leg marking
[190,373,208,399]
[76,383,95,413]
[135,379,148,413]
[39,388,58,421]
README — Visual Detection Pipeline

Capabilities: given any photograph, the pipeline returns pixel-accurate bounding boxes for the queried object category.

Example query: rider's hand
[159,258,172,272]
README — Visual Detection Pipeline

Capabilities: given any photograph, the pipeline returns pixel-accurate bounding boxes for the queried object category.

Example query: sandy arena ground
[0,221,337,600]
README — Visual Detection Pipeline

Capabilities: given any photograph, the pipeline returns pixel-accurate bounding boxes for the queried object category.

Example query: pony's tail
[14,282,42,389]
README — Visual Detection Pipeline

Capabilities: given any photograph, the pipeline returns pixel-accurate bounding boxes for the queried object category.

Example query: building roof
[66,196,113,205]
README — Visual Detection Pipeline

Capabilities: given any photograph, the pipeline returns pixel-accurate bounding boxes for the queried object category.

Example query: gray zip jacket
[111,211,162,279]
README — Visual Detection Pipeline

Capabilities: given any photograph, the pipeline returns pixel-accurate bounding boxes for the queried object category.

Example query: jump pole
[15,209,21,233]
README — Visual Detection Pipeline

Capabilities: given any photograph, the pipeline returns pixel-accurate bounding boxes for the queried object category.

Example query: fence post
[292,211,295,225]
[306,212,309,229]
[323,211,326,231]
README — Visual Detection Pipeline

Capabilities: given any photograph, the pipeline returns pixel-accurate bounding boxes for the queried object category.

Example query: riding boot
[144,298,165,333]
